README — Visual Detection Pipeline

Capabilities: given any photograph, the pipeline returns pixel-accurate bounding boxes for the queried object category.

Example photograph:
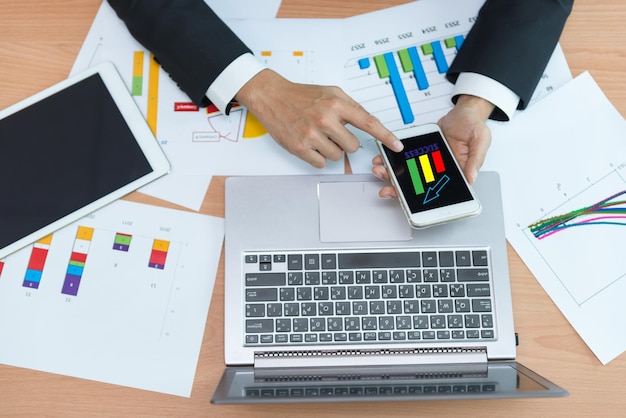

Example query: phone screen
[382,131,474,214]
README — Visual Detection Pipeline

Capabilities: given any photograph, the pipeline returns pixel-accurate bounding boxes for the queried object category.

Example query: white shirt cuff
[206,52,267,113]
[452,72,520,121]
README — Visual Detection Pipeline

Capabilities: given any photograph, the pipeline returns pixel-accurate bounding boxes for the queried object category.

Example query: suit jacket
[107,0,251,107]
[108,0,572,114]
[447,0,573,119]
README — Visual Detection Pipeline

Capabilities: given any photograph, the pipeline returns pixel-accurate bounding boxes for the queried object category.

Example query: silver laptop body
[213,172,567,403]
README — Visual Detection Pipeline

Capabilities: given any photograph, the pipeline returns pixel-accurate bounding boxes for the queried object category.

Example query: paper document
[0,200,224,396]
[482,71,626,364]
[340,0,573,173]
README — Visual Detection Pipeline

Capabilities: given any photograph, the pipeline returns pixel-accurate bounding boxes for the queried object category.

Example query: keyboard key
[288,272,303,285]
[406,269,422,282]
[246,288,277,301]
[276,319,291,332]
[472,250,489,266]
[305,254,320,270]
[423,269,439,282]
[246,273,285,286]
[288,254,303,270]
[328,318,342,331]
[422,252,437,267]
[457,268,490,282]
[455,251,471,266]
[338,252,421,268]
[310,318,325,331]
[293,318,308,332]
[467,284,491,296]
[335,301,350,315]
[246,304,265,317]
[472,299,492,312]
[373,270,388,283]
[321,253,337,269]
[246,319,273,333]
[389,270,405,283]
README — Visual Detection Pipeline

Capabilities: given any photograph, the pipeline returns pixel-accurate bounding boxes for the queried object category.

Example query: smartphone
[376,123,481,228]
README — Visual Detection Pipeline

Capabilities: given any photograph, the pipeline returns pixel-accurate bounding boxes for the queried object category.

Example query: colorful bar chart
[147,52,160,136]
[61,226,94,296]
[22,234,53,289]
[0,260,4,277]
[359,35,465,125]
[148,239,170,270]
[407,150,446,197]
[131,51,144,96]
[373,52,414,124]
[113,232,132,252]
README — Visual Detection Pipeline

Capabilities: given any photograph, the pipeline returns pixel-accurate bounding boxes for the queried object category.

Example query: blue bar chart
[351,35,465,126]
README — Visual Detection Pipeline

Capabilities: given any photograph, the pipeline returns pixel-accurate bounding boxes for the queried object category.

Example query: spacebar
[338,252,421,268]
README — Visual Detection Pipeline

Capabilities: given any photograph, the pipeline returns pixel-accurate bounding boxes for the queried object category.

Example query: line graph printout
[0,200,224,396]
[482,72,626,364]
[342,0,573,173]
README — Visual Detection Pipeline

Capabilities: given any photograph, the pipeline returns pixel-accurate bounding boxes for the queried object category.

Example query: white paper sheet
[0,200,224,396]
[340,0,573,174]
[482,71,626,364]
[71,3,345,208]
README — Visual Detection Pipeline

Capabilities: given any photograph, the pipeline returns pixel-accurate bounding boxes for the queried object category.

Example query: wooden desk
[1,1,625,416]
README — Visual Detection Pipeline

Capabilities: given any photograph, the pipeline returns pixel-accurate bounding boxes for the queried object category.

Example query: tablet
[0,61,170,259]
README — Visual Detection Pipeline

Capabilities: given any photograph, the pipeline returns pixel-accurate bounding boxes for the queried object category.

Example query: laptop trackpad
[318,181,412,243]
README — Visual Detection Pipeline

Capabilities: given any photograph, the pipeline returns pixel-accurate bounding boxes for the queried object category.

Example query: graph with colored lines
[0,200,224,396]
[529,190,626,240]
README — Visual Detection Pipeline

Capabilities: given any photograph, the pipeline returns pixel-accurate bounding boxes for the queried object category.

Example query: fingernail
[392,138,404,151]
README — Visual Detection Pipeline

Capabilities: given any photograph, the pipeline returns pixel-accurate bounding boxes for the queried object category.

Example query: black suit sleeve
[107,0,252,107]
[447,0,573,120]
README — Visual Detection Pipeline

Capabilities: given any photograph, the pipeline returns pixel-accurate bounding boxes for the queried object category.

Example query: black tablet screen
[0,74,153,248]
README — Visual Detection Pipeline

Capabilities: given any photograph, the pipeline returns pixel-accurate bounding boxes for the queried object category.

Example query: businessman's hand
[235,69,404,168]
[372,94,494,198]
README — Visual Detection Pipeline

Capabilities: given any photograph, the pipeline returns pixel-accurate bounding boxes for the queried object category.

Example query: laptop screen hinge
[254,347,487,369]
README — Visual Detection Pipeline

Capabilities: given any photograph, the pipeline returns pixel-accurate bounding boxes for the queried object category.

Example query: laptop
[212,172,567,403]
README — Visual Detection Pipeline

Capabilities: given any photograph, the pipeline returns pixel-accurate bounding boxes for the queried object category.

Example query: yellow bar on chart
[131,51,144,96]
[147,53,160,136]
[37,233,54,246]
[419,154,435,183]
[76,226,95,241]
[152,239,170,252]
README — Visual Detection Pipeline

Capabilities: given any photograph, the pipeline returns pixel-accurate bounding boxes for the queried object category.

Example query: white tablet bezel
[0,61,170,259]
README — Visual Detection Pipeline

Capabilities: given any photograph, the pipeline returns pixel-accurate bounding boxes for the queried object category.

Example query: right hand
[235,69,404,168]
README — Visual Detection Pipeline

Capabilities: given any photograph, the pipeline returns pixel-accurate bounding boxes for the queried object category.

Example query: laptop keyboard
[243,248,496,346]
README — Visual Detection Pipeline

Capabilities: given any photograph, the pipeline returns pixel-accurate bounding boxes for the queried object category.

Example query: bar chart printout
[356,35,465,126]
[61,226,94,296]
[113,232,132,252]
[149,239,169,270]
[22,234,53,289]
[0,200,224,396]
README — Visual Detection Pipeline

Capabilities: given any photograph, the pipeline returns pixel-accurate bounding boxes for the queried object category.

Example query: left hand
[372,94,494,198]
